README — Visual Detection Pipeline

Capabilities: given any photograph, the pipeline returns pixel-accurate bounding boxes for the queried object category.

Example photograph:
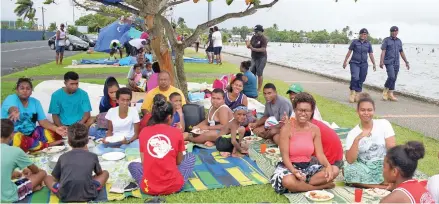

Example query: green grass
[2,49,438,203]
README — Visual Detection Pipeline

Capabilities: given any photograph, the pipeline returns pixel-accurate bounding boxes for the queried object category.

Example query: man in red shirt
[311,119,344,168]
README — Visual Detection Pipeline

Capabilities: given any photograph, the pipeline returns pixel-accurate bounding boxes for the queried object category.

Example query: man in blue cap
[380,26,410,101]
[343,28,376,103]
[247,25,268,93]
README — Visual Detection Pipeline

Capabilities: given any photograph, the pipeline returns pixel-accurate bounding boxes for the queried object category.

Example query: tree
[14,0,36,21]
[273,23,278,31]
[238,26,252,41]
[48,22,57,31]
[46,0,276,96]
[16,18,25,29]
[75,13,116,33]
[67,25,80,36]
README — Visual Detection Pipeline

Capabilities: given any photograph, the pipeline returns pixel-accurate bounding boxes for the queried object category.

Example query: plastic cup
[354,188,363,203]
[260,144,267,153]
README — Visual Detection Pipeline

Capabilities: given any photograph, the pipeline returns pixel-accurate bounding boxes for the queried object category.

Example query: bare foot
[204,141,215,147]
[323,182,336,189]
[220,152,231,157]
[33,184,43,191]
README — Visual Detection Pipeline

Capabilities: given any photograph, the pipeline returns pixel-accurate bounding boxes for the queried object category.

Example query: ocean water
[223,43,439,100]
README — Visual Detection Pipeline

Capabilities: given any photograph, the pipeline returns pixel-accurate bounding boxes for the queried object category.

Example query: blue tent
[94,21,132,53]
[119,27,142,45]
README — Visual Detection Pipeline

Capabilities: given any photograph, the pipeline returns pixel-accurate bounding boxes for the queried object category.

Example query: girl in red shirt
[380,141,435,204]
[128,94,195,195]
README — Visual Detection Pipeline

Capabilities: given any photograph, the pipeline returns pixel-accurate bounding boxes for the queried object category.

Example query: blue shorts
[56,46,65,53]
[213,47,222,55]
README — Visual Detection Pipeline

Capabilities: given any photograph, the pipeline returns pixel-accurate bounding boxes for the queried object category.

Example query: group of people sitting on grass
[1,59,438,203]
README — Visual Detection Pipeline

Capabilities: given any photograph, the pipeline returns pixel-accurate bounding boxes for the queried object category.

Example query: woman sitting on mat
[239,60,258,99]
[128,95,196,195]
[215,105,253,157]
[93,77,120,138]
[344,93,396,189]
[95,88,140,155]
[271,92,337,194]
[187,88,234,147]
[380,141,435,204]
[1,78,67,152]
[225,76,248,110]
[146,62,160,92]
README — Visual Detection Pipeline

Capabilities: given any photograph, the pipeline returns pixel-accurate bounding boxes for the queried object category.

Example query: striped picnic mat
[20,147,268,203]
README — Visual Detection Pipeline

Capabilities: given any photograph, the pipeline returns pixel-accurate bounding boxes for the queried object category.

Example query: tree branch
[83,0,140,15]
[184,0,279,47]
[72,0,119,18]
[158,15,179,48]
[158,0,190,15]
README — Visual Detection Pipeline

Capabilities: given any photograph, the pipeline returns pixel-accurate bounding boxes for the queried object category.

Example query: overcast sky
[2,0,439,44]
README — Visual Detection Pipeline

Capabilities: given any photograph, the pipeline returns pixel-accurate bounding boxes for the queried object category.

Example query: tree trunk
[174,45,188,99]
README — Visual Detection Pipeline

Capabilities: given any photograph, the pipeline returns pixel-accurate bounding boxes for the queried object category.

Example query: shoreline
[221,50,439,106]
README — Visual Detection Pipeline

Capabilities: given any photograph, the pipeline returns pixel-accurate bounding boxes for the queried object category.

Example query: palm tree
[273,23,278,30]
[14,0,36,21]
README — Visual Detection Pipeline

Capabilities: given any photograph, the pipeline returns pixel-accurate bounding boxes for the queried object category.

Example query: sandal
[144,197,166,203]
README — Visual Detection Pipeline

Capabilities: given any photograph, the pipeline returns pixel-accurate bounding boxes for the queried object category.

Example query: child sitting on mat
[1,119,47,203]
[215,105,253,157]
[169,92,185,132]
[44,123,109,202]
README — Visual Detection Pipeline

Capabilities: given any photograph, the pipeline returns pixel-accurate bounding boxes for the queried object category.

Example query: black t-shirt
[208,33,213,48]
[250,34,268,59]
[52,149,102,202]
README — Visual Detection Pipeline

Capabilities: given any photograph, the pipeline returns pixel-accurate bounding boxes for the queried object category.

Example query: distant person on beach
[212,26,223,65]
[380,26,410,101]
[247,25,268,93]
[206,28,214,63]
[55,23,67,65]
[343,28,377,103]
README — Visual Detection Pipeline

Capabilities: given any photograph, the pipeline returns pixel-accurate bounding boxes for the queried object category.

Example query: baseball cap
[254,25,264,32]
[359,28,368,34]
[390,26,399,32]
[286,83,304,94]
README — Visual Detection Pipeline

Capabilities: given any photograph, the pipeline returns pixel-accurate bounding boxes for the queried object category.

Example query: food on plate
[243,136,261,141]
[309,191,330,200]
[45,146,65,154]
[267,149,276,154]
[365,188,391,197]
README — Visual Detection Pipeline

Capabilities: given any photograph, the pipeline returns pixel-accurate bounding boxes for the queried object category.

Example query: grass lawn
[1,50,438,203]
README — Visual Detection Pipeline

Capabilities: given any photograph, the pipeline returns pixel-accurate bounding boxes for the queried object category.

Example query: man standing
[380,26,410,101]
[247,25,268,93]
[55,24,67,65]
[343,28,376,103]
[212,26,223,65]
[206,28,214,64]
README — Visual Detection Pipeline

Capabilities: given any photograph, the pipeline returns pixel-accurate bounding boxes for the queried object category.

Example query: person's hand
[380,62,384,69]
[8,108,20,122]
[55,126,67,137]
[22,168,32,177]
[176,108,183,115]
[12,171,22,179]
[248,123,257,129]
[121,138,130,145]
[373,64,377,71]
[102,137,110,144]
[357,129,371,141]
[343,62,347,69]
[324,166,334,182]
[279,112,289,124]
[199,126,209,131]
[406,62,410,70]
[293,170,305,181]
[49,140,65,146]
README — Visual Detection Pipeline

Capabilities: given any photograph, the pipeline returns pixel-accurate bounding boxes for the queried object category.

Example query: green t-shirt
[1,143,33,202]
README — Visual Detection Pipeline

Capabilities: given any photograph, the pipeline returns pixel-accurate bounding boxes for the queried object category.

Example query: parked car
[79,34,97,47]
[48,34,89,51]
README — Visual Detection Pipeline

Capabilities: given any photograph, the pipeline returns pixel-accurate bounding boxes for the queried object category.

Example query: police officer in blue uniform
[343,28,376,103]
[379,26,410,101]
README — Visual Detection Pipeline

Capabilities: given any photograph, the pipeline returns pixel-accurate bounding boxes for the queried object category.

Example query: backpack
[182,104,205,132]
[212,75,229,91]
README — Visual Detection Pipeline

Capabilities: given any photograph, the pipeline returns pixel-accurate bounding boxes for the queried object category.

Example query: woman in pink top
[271,92,338,194]
[146,62,160,92]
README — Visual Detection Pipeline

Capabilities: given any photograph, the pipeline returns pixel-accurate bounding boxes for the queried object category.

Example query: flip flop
[144,197,166,203]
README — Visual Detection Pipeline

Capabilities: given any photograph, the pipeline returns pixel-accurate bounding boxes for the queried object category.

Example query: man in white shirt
[211,26,223,65]
[127,39,147,56]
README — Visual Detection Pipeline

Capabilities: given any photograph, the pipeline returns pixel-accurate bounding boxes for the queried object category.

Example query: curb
[222,51,439,106]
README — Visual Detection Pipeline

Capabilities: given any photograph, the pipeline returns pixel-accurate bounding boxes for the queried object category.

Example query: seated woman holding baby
[187,89,234,147]
[1,78,67,152]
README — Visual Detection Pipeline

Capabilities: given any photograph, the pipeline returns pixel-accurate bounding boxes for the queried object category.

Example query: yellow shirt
[141,86,186,112]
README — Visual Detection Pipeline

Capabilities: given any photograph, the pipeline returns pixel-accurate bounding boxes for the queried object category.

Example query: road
[222,52,439,140]
[1,41,80,76]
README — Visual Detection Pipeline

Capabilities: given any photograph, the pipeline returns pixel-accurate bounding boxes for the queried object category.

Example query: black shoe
[124,182,138,192]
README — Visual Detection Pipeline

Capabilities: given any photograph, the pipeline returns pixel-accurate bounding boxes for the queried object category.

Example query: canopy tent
[119,27,143,46]
[94,21,132,52]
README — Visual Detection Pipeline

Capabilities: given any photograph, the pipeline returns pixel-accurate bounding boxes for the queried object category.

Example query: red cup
[354,188,363,203]
[260,144,267,153]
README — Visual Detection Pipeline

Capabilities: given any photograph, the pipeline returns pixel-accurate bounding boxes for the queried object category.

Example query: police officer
[380,26,410,101]
[343,28,376,103]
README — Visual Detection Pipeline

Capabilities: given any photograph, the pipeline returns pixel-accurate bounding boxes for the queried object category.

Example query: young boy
[1,119,47,202]
[214,105,252,157]
[145,60,154,80]
[169,92,185,132]
[44,123,109,202]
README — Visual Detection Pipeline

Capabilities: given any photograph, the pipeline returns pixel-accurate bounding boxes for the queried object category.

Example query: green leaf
[226,0,233,5]
[253,0,260,6]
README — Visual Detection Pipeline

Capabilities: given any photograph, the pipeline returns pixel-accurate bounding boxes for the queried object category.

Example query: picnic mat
[22,147,268,203]
[248,128,430,204]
